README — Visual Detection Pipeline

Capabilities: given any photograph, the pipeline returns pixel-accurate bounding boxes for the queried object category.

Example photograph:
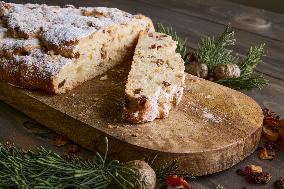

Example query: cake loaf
[0,2,154,94]
[123,32,185,123]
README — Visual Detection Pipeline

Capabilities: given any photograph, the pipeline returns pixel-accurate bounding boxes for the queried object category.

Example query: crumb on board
[100,75,108,81]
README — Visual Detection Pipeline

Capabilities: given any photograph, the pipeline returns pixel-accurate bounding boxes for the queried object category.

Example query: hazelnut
[186,61,208,79]
[125,160,156,189]
[214,64,241,80]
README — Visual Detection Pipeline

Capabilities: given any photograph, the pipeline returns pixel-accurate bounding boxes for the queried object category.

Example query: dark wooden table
[1,0,284,188]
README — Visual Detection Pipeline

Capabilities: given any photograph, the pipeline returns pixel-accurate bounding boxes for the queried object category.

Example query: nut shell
[186,61,208,79]
[214,64,241,80]
[125,160,156,189]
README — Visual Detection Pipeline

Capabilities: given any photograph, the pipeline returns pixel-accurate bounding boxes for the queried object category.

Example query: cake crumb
[100,75,108,81]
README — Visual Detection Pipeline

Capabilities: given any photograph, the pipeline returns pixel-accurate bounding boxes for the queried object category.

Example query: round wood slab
[0,63,263,176]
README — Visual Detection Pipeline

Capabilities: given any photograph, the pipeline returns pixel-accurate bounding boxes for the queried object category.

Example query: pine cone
[186,61,208,79]
[214,64,241,80]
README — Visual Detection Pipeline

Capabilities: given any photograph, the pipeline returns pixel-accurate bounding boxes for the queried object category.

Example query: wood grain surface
[0,62,263,176]
[0,0,284,188]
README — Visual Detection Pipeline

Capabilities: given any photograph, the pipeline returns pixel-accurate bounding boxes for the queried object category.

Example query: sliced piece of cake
[123,32,185,123]
[0,2,154,94]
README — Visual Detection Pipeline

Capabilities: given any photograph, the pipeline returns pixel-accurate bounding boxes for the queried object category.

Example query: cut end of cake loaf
[0,2,154,94]
[123,32,185,123]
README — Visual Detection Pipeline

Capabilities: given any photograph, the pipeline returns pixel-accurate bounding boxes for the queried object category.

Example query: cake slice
[123,32,185,123]
[0,2,154,94]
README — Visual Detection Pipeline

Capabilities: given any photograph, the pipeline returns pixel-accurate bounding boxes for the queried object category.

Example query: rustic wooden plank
[138,0,284,43]
[0,0,283,188]
[0,62,263,176]
[1,97,283,189]
[5,0,284,80]
[1,71,282,186]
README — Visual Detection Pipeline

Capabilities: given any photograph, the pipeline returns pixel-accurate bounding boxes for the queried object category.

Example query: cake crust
[0,1,154,94]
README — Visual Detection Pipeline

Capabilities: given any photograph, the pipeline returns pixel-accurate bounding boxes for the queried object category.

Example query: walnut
[214,64,241,80]
[186,61,208,79]
[248,172,272,184]
[125,160,156,189]
[257,147,275,160]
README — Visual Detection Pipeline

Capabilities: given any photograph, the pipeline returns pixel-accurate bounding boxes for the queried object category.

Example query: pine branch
[239,44,265,77]
[216,74,268,90]
[194,25,238,71]
[0,138,141,189]
[156,22,189,63]
[216,43,268,90]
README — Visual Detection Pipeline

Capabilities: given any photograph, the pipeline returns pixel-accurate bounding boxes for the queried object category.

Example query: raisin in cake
[123,32,185,123]
[0,2,154,93]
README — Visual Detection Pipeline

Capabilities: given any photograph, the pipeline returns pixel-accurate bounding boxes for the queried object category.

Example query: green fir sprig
[195,25,268,90]
[156,22,268,90]
[0,138,141,189]
[156,23,189,63]
[194,25,238,71]
[215,43,268,90]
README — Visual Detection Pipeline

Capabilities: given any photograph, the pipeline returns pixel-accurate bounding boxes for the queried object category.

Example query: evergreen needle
[0,139,139,189]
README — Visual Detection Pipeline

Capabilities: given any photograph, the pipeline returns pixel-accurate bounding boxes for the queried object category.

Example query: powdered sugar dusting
[0,38,39,54]
[202,108,223,123]
[2,2,135,44]
[13,50,72,79]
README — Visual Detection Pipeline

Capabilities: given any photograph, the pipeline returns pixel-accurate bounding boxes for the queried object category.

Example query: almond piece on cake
[123,32,185,123]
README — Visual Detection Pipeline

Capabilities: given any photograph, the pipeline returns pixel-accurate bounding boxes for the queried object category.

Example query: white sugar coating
[13,50,72,78]
[2,2,135,44]
[41,25,96,46]
[0,38,39,52]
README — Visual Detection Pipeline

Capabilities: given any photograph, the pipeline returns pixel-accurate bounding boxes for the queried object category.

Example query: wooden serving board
[0,62,263,176]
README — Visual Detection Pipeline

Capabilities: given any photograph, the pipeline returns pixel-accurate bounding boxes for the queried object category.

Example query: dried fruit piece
[248,172,272,184]
[166,175,192,189]
[247,165,263,174]
[236,165,262,176]
[262,126,280,142]
[275,177,284,189]
[258,147,275,160]
[54,135,68,147]
[265,141,276,150]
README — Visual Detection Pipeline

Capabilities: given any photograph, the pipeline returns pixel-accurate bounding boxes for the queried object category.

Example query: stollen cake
[0,1,154,94]
[123,32,185,123]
